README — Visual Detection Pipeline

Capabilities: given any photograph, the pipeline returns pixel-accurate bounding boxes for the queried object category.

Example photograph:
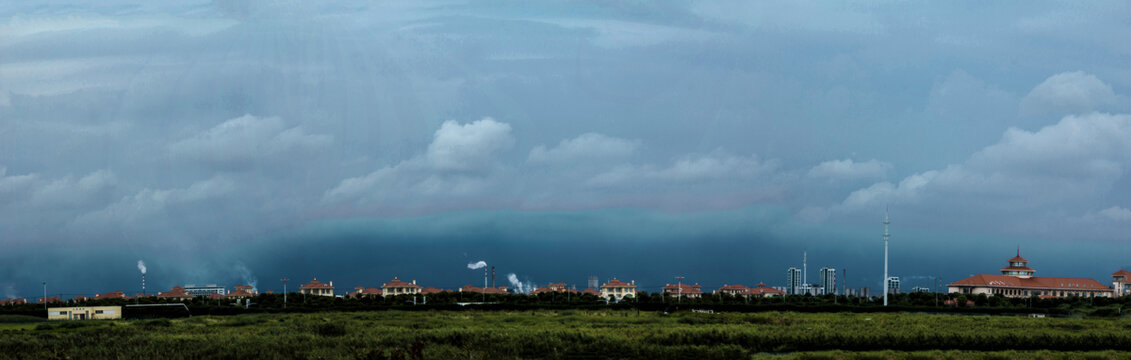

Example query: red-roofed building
[226,285,257,299]
[458,285,509,294]
[421,287,450,295]
[532,282,579,295]
[0,298,27,306]
[349,287,383,298]
[746,283,786,298]
[381,277,422,297]
[948,251,1114,298]
[1112,270,1131,296]
[37,296,62,304]
[156,286,193,301]
[581,288,600,296]
[662,283,703,299]
[600,278,637,302]
[92,290,130,300]
[715,284,749,296]
[300,278,334,297]
[71,296,90,303]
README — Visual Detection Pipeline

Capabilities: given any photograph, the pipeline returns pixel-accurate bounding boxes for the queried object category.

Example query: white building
[887,277,900,294]
[786,267,801,295]
[819,267,837,295]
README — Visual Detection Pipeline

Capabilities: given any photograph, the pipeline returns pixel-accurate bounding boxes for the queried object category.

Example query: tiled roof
[1113,270,1131,277]
[349,287,382,297]
[157,286,192,298]
[227,288,255,298]
[747,285,786,296]
[601,278,635,288]
[421,287,450,294]
[459,285,509,294]
[581,288,600,295]
[37,296,62,303]
[382,277,422,289]
[662,283,704,294]
[949,274,1110,291]
[93,290,128,299]
[1000,266,1036,273]
[300,278,334,289]
[718,284,749,291]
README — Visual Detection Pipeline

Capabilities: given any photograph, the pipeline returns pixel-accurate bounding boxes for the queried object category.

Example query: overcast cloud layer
[2,1,1130,298]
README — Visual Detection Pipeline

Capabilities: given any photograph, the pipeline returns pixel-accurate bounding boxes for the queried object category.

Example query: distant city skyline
[1,1,1130,299]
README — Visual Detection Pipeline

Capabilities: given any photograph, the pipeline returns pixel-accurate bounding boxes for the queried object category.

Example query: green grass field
[4,311,1131,359]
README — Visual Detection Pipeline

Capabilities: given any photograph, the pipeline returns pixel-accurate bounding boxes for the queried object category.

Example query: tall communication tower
[803,251,807,289]
[883,208,890,307]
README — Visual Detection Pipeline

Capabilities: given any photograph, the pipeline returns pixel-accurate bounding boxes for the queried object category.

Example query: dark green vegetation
[4,311,1131,359]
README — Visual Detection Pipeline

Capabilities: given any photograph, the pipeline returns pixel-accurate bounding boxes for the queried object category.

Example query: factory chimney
[491,266,496,288]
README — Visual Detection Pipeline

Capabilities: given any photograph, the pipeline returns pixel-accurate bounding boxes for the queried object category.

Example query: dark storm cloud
[1,1,1129,298]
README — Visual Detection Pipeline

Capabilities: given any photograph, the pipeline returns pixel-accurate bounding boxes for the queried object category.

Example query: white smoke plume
[507,273,537,295]
[137,260,147,274]
[2,283,18,299]
[467,261,487,270]
[234,263,258,291]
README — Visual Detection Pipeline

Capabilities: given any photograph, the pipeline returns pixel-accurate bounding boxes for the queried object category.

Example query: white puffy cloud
[587,150,779,187]
[528,133,640,164]
[838,112,1131,239]
[807,159,891,181]
[426,117,514,172]
[169,114,332,170]
[1099,206,1131,222]
[325,118,515,204]
[1019,71,1123,119]
[75,176,235,225]
[0,167,115,209]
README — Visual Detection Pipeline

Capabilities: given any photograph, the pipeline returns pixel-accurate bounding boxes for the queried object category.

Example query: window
[95,310,103,314]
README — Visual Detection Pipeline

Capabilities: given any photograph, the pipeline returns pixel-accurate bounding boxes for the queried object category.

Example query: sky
[1,1,1130,299]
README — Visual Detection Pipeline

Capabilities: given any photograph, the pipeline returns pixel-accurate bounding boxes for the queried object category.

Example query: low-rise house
[92,290,130,300]
[600,278,637,302]
[156,286,193,301]
[581,288,600,296]
[746,283,786,298]
[300,278,335,297]
[421,287,450,295]
[227,285,257,299]
[349,287,383,298]
[662,283,703,298]
[532,282,578,294]
[716,284,749,296]
[37,296,62,304]
[48,306,121,320]
[458,285,509,294]
[381,277,422,297]
[0,298,27,306]
[71,296,90,303]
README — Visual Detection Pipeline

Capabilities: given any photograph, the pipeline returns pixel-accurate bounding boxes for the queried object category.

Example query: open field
[4,311,1131,359]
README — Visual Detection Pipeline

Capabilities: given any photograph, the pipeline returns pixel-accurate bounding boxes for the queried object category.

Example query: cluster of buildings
[12,248,1131,314]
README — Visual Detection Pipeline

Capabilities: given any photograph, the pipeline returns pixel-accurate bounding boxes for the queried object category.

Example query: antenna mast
[883,208,890,307]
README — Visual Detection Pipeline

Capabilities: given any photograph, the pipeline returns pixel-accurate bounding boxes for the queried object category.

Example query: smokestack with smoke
[467,261,487,270]
[137,260,147,296]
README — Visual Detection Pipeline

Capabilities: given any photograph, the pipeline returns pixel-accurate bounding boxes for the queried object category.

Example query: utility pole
[676,276,684,304]
[883,209,890,307]
[281,278,288,309]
